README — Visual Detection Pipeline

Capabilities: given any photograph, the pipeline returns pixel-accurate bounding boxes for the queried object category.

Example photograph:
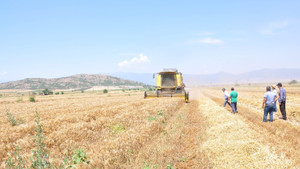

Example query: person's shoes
[279,117,287,120]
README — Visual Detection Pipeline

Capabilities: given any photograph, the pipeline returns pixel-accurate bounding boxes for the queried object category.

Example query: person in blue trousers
[229,88,238,114]
[277,82,287,120]
[262,86,278,122]
[222,88,231,107]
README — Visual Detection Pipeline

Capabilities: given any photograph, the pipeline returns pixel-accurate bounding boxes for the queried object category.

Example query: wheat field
[0,86,299,168]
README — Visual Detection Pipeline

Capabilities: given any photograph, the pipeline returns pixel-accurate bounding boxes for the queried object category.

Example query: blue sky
[1,0,299,81]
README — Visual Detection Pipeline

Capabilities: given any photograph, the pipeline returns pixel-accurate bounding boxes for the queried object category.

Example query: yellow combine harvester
[144,68,189,103]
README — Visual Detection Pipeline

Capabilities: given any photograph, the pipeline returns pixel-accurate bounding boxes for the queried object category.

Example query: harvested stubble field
[0,86,299,168]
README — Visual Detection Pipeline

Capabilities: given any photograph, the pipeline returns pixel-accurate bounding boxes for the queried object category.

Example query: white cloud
[118,54,150,68]
[188,37,223,44]
[0,72,7,76]
[260,21,290,35]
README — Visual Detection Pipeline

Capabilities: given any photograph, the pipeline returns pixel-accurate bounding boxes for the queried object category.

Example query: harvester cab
[144,68,189,103]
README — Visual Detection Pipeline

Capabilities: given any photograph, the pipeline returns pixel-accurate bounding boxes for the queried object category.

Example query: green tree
[42,89,53,95]
[289,80,298,85]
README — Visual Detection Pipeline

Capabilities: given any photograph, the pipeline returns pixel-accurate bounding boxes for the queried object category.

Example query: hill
[0,74,147,90]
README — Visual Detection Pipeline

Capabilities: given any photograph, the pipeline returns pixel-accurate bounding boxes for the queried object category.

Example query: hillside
[0,74,147,90]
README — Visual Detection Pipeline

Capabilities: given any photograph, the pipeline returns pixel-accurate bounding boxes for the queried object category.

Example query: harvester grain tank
[144,68,189,103]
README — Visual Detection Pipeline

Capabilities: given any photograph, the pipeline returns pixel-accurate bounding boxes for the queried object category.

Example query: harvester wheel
[185,92,189,103]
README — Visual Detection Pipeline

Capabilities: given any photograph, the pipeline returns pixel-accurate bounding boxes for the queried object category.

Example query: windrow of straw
[199,97,295,168]
[204,87,300,167]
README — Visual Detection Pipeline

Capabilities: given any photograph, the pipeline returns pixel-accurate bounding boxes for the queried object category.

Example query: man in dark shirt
[277,82,287,120]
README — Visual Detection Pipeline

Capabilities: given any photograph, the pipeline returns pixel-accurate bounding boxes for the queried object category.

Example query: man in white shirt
[222,88,231,107]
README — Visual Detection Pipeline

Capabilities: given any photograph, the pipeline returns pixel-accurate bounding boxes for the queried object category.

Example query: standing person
[262,86,278,122]
[222,88,231,107]
[229,87,238,114]
[277,83,287,120]
[271,85,278,114]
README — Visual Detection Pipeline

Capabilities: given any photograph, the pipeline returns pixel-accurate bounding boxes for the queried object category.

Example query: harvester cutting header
[144,68,189,103]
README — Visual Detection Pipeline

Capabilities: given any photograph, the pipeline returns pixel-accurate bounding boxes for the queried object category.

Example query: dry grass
[0,91,183,168]
[202,86,300,168]
[130,100,209,169]
[1,86,299,168]
[206,85,300,121]
[199,97,295,168]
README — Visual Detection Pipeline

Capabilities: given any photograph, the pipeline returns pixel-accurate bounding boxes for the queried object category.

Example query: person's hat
[272,84,276,88]
[277,82,282,87]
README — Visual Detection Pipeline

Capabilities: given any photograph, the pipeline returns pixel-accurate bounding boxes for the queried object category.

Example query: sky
[0,0,300,82]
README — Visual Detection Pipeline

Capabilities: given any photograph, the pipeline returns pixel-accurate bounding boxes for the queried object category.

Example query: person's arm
[278,89,283,103]
[274,95,278,102]
[262,97,266,109]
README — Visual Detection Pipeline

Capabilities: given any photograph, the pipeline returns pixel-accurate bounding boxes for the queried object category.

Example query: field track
[130,100,209,169]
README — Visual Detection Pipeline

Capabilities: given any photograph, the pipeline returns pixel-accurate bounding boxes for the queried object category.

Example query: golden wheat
[1,86,299,168]
[0,91,182,168]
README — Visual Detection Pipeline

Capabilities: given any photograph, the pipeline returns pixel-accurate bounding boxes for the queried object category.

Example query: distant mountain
[185,68,300,86]
[111,69,300,86]
[0,74,147,90]
[1,69,299,90]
